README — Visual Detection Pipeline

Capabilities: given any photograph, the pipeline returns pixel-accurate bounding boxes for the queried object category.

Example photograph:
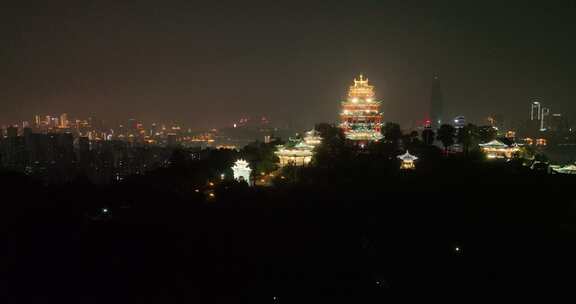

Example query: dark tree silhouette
[242,140,279,174]
[421,127,435,145]
[436,124,456,152]
[383,122,402,147]
[401,130,420,150]
[313,123,352,168]
[456,123,480,154]
[478,125,498,143]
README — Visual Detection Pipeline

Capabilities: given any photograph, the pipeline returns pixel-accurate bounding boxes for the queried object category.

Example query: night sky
[2,1,576,129]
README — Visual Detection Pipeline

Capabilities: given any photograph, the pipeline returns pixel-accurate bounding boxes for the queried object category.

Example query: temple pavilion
[232,159,252,185]
[397,151,418,170]
[339,74,383,143]
[552,164,576,175]
[479,139,520,159]
[275,130,321,167]
[303,129,322,146]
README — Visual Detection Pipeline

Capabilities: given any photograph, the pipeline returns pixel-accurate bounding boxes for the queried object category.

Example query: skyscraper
[6,126,18,138]
[430,75,444,129]
[60,113,69,128]
[530,101,541,121]
[34,115,41,128]
[530,101,550,131]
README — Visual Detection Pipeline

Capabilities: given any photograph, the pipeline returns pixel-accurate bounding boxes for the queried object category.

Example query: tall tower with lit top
[430,75,444,129]
[339,74,383,142]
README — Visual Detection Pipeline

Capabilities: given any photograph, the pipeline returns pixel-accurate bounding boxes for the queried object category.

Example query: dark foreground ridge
[1,153,575,300]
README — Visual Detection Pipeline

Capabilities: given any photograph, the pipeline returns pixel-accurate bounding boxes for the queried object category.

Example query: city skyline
[1,80,572,133]
[1,92,570,138]
[4,2,576,298]
[2,2,576,128]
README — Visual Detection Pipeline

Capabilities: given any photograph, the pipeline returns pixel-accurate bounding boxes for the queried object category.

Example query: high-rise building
[549,113,567,133]
[128,118,138,133]
[540,107,550,131]
[430,75,444,129]
[339,74,383,142]
[453,116,466,129]
[530,101,541,121]
[77,136,91,169]
[47,133,75,166]
[529,101,551,132]
[50,117,59,128]
[167,133,178,147]
[23,127,32,138]
[6,126,18,138]
[26,133,49,166]
[60,113,69,128]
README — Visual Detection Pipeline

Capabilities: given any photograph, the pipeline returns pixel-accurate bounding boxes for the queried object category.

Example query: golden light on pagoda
[339,74,383,142]
[348,74,375,99]
[275,141,314,167]
[536,138,547,146]
[397,151,418,170]
[479,140,521,159]
[274,131,321,167]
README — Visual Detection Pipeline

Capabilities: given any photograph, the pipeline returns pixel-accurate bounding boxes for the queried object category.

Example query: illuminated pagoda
[303,129,322,146]
[275,136,316,167]
[397,151,418,170]
[551,164,576,175]
[340,74,383,142]
[232,159,252,185]
[479,139,520,159]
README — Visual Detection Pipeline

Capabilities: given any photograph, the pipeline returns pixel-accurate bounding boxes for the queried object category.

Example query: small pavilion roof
[305,129,320,137]
[479,139,510,148]
[397,151,418,161]
[553,164,576,174]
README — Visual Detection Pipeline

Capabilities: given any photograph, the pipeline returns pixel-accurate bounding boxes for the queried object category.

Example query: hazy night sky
[2,1,576,129]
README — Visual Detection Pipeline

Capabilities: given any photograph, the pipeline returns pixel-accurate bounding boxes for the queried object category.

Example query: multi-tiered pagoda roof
[340,75,383,142]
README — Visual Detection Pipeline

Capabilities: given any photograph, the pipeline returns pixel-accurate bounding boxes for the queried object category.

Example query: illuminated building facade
[275,139,314,167]
[535,138,547,146]
[339,75,383,142]
[551,164,576,175]
[506,131,516,139]
[453,116,466,129]
[232,159,252,185]
[530,101,551,131]
[303,129,322,146]
[397,151,418,170]
[275,132,321,167]
[479,139,520,159]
